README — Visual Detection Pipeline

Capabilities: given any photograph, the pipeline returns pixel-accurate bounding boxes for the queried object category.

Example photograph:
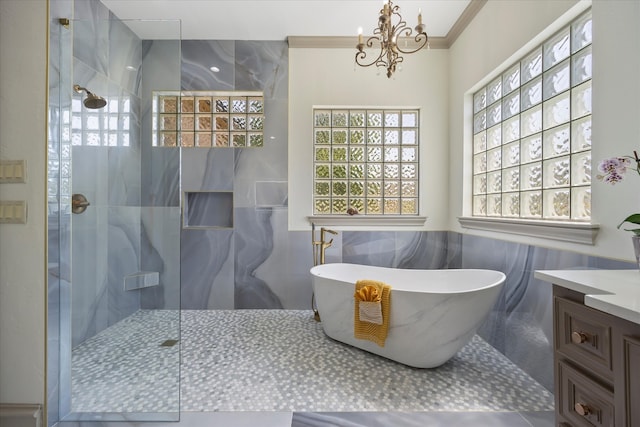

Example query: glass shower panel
[50,17,181,423]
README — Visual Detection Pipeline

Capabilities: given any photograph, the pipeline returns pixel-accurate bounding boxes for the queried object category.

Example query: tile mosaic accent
[180,310,553,411]
[71,310,179,413]
[71,309,554,414]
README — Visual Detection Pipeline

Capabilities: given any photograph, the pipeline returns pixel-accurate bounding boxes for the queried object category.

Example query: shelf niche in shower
[183,191,233,229]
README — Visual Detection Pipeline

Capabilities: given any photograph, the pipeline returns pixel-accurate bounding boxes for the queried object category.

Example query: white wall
[449,0,640,262]
[0,0,47,405]
[289,47,450,231]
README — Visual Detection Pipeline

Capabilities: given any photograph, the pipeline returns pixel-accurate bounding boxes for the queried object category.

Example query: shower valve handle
[72,193,91,214]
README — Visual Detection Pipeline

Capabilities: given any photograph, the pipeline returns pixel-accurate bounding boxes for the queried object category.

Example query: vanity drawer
[555,297,613,381]
[558,361,615,427]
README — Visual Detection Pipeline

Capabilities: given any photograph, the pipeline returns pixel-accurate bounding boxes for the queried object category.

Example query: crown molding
[287,0,486,50]
[445,0,487,48]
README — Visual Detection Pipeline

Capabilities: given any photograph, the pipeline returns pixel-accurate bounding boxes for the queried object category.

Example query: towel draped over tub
[353,280,391,347]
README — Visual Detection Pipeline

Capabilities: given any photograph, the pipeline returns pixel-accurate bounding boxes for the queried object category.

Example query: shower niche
[183,191,234,228]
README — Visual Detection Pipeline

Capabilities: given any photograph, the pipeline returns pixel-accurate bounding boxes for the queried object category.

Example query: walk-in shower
[47,6,182,425]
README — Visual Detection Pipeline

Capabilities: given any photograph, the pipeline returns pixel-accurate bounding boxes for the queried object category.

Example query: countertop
[535,269,640,325]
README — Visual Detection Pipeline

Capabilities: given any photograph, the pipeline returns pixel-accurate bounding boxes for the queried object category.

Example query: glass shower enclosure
[47,11,182,424]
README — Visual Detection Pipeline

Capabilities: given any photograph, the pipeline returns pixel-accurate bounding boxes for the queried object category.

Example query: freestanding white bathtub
[310,263,506,368]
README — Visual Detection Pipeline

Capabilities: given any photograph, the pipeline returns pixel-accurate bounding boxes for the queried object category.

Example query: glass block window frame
[472,10,592,221]
[153,91,264,148]
[313,108,420,215]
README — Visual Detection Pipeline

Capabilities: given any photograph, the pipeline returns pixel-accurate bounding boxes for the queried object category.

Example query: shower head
[73,84,107,110]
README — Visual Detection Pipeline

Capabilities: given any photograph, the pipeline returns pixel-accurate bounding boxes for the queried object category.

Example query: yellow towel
[354,280,391,347]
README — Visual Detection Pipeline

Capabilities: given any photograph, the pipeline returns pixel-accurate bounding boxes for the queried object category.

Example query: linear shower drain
[160,339,179,347]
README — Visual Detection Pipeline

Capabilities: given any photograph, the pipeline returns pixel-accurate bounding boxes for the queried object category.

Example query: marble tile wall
[456,233,637,391]
[178,40,290,309]
[70,0,146,348]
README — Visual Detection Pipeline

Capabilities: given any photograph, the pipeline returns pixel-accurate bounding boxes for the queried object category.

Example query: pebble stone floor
[72,309,554,413]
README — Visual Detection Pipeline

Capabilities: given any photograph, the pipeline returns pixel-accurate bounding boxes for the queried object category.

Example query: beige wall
[0,0,47,404]
[449,0,640,262]
[288,47,450,231]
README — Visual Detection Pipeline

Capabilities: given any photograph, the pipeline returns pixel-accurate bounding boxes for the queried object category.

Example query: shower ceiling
[100,0,471,40]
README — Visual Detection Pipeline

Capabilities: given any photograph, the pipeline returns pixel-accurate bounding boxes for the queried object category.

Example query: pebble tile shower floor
[71,309,554,413]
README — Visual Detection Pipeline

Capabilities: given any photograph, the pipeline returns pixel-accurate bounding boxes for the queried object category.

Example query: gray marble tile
[140,40,181,205]
[234,207,284,308]
[108,145,141,206]
[459,234,636,393]
[394,231,449,269]
[181,148,234,192]
[256,181,288,207]
[72,146,108,207]
[341,231,449,269]
[181,228,235,309]
[462,235,556,391]
[342,231,398,267]
[233,99,288,208]
[108,15,142,96]
[141,146,180,207]
[291,412,538,427]
[445,231,463,268]
[235,41,288,99]
[140,207,181,310]
[181,40,235,90]
[519,410,555,427]
[73,0,109,75]
[245,214,318,309]
[107,207,142,324]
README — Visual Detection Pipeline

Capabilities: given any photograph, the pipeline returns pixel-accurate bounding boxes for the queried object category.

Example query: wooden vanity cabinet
[553,286,640,427]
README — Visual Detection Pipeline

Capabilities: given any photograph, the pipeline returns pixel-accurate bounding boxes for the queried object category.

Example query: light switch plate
[0,201,27,224]
[0,160,26,183]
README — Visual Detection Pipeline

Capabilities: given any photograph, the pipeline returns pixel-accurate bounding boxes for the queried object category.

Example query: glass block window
[472,10,592,221]
[313,108,419,215]
[153,91,264,148]
[71,95,131,147]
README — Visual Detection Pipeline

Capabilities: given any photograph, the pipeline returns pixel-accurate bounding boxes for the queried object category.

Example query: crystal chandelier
[355,0,428,78]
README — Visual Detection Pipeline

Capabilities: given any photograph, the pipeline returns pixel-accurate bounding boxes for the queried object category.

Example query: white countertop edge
[585,294,640,325]
[535,269,640,325]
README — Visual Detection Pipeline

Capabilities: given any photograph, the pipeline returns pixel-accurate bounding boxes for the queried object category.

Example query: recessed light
[210,66,220,73]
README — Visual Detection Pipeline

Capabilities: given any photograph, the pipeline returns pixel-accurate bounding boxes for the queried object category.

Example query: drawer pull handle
[574,402,591,416]
[571,331,590,344]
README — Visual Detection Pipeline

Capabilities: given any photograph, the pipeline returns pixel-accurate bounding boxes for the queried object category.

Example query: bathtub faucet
[313,227,338,266]
[311,226,339,322]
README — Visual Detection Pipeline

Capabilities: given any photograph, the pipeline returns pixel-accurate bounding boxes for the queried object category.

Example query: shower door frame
[46,8,182,425]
